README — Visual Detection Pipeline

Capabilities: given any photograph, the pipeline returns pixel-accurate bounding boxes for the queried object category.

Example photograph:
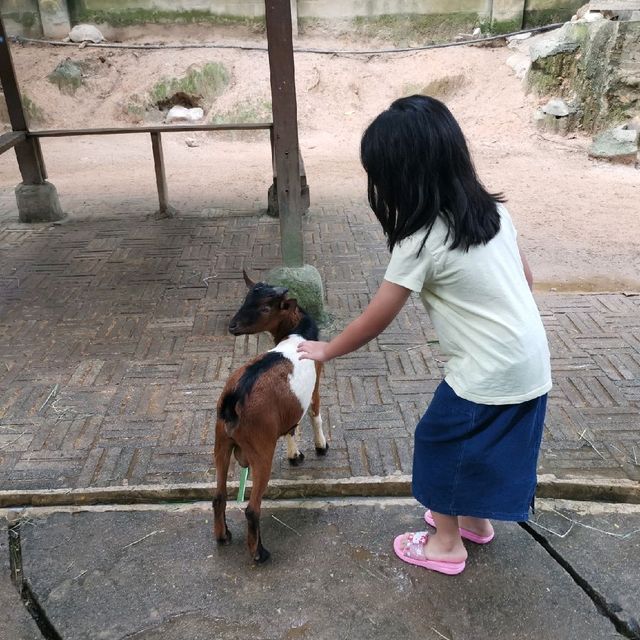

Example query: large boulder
[589,125,639,164]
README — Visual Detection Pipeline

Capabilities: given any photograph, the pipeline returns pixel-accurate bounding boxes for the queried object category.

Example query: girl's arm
[297,280,412,363]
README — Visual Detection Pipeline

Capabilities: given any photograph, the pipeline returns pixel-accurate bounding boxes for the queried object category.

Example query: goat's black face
[228,282,289,336]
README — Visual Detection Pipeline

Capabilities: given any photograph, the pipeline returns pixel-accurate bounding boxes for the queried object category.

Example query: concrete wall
[523,0,585,26]
[0,0,586,36]
[78,0,266,18]
[297,0,490,20]
[0,0,42,37]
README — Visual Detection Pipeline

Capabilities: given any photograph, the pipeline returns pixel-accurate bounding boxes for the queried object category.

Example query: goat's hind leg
[213,422,234,545]
[244,441,276,563]
[311,362,328,455]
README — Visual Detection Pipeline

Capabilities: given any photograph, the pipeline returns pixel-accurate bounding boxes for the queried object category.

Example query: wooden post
[265,0,304,267]
[150,131,172,217]
[0,16,47,185]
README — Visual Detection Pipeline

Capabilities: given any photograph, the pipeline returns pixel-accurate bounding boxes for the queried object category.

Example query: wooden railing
[11,123,276,217]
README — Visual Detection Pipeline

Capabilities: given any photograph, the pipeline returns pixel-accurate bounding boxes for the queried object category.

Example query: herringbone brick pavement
[0,198,638,491]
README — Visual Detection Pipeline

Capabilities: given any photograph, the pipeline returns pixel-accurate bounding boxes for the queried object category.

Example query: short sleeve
[497,204,518,239]
[384,231,435,293]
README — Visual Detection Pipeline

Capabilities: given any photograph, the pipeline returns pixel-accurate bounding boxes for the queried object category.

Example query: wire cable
[10,22,563,56]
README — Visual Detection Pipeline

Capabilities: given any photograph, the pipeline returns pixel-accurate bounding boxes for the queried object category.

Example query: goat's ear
[242,269,256,289]
[280,297,298,311]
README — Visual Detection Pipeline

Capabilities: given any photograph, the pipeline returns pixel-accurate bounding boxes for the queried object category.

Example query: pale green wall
[0,0,42,37]
[0,0,586,36]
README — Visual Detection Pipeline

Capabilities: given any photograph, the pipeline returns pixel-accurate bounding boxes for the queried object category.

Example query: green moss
[3,10,40,33]
[523,3,583,28]
[70,7,264,28]
[265,265,326,325]
[351,13,480,45]
[489,19,522,35]
[149,63,230,107]
[527,50,578,96]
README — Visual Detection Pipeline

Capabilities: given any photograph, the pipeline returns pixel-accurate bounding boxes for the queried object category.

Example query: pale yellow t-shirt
[384,205,552,405]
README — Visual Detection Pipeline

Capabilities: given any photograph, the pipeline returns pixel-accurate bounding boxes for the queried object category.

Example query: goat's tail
[218,390,241,426]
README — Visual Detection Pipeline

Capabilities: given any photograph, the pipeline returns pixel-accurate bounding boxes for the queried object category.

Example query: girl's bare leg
[423,512,467,562]
[459,516,494,538]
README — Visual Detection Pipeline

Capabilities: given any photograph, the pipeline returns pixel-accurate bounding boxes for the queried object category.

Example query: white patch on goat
[270,335,316,417]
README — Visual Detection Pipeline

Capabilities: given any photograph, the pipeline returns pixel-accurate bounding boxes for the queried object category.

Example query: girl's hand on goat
[297,340,331,362]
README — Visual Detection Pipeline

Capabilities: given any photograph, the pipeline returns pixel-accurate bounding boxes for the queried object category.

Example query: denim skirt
[412,380,547,522]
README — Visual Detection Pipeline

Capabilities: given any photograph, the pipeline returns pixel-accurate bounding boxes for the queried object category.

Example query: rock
[589,125,639,164]
[542,98,573,117]
[48,58,84,95]
[165,106,204,124]
[506,53,531,79]
[583,11,605,23]
[185,137,200,148]
[529,23,581,62]
[68,24,105,44]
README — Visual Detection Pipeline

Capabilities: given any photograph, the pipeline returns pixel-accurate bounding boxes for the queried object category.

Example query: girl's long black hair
[360,95,504,253]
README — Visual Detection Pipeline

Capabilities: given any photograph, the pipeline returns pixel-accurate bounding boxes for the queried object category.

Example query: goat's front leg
[286,429,304,466]
[213,421,234,544]
[311,362,328,455]
[245,441,276,563]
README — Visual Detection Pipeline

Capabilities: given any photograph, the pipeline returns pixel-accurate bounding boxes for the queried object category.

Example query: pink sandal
[393,532,466,575]
[424,510,494,545]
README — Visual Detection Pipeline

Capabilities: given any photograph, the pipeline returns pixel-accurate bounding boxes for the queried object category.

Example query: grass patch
[149,62,230,108]
[23,94,45,126]
[210,99,272,125]
[403,74,467,100]
[209,99,272,140]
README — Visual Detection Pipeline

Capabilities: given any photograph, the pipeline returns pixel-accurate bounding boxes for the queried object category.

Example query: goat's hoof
[216,528,232,545]
[288,452,305,466]
[253,546,271,564]
[315,443,329,456]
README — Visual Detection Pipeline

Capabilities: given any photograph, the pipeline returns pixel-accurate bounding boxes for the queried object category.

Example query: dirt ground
[1,25,639,291]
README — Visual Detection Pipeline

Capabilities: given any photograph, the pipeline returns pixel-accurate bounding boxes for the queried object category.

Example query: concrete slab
[532,499,640,637]
[0,518,43,640]
[13,499,624,640]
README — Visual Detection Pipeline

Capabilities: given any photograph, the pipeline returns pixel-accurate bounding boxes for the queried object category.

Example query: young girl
[297,95,551,576]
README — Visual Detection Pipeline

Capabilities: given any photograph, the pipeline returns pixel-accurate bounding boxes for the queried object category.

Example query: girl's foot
[424,510,494,544]
[393,531,467,575]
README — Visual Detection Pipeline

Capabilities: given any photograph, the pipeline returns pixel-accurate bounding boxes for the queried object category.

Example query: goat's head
[228,270,298,336]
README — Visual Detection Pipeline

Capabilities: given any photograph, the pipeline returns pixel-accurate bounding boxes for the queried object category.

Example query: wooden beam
[0,16,46,184]
[265,0,304,267]
[29,123,273,138]
[0,131,26,155]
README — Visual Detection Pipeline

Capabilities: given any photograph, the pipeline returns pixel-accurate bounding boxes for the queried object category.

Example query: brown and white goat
[213,272,328,563]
